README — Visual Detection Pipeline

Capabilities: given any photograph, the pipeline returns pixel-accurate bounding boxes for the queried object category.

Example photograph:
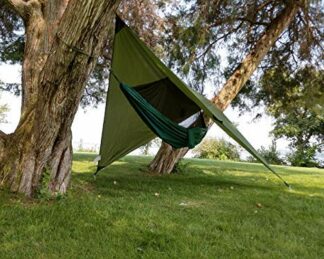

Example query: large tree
[149,0,323,174]
[0,0,177,197]
[0,0,171,197]
[0,0,126,197]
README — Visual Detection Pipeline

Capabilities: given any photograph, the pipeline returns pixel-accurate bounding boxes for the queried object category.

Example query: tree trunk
[149,2,298,174]
[0,0,121,197]
[149,143,189,174]
[48,129,73,194]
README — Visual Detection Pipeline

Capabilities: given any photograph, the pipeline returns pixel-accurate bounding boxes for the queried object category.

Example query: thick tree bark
[149,142,189,174]
[149,2,299,174]
[48,129,73,194]
[0,0,121,197]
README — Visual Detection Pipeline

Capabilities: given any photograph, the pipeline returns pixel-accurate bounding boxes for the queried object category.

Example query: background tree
[264,66,323,167]
[149,0,323,174]
[247,140,285,165]
[193,138,241,161]
[242,66,323,167]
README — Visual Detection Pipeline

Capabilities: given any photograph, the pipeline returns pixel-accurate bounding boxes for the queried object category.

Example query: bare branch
[197,21,244,60]
[256,0,274,11]
[237,17,270,26]
[300,11,324,53]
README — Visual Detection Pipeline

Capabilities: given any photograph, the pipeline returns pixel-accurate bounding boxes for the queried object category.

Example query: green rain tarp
[97,17,288,187]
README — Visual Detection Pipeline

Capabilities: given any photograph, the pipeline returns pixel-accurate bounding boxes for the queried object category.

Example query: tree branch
[6,0,28,20]
[256,0,274,11]
[5,0,45,22]
[197,21,244,60]
[237,17,270,26]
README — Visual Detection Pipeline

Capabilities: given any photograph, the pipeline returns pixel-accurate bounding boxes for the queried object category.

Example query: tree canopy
[2,1,322,103]
[236,65,323,166]
[264,66,323,166]
[149,0,323,173]
[162,0,323,92]
[0,0,166,106]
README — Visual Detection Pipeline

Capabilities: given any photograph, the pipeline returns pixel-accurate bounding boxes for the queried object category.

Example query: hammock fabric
[120,83,207,149]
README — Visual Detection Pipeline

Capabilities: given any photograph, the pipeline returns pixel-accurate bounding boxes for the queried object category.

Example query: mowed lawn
[0,154,323,258]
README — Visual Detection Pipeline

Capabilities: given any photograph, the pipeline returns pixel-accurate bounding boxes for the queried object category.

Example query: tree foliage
[247,140,284,165]
[287,145,321,167]
[162,0,323,93]
[2,1,322,104]
[193,138,241,161]
[0,0,167,107]
[149,0,323,174]
[242,66,324,167]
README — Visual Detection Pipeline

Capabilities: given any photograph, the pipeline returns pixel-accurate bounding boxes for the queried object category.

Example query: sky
[0,63,290,158]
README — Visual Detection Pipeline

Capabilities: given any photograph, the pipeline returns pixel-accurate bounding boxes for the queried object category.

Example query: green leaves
[264,66,323,166]
[233,65,323,167]
[193,138,241,161]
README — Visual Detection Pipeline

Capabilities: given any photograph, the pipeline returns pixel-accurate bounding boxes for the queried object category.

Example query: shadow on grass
[74,162,277,196]
[72,154,324,200]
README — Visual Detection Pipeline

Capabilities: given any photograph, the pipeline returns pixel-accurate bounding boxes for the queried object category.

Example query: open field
[0,154,323,258]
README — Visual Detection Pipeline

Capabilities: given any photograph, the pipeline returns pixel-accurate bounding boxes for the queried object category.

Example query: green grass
[0,154,323,258]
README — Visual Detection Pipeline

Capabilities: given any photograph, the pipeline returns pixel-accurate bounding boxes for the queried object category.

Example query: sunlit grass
[0,154,323,258]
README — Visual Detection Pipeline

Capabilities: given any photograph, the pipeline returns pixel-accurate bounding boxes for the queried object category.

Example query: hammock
[120,83,207,149]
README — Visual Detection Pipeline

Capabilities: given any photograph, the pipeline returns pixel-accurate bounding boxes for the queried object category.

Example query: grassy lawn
[0,154,323,258]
